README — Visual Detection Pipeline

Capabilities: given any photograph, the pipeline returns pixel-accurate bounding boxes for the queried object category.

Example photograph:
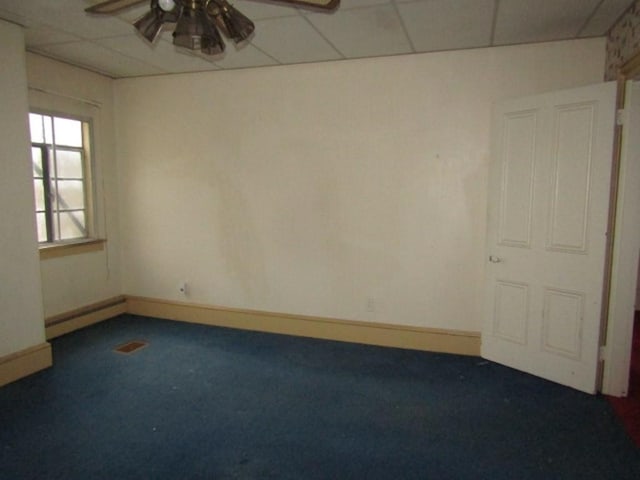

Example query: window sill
[39,239,106,260]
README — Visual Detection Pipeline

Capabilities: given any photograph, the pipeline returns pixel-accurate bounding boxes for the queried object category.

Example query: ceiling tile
[494,0,601,45]
[46,11,136,39]
[0,7,30,26]
[205,43,279,70]
[398,0,495,53]
[339,0,392,8]
[307,4,412,58]
[113,3,151,22]
[579,0,636,37]
[251,16,342,64]
[34,40,164,77]
[0,0,78,20]
[234,0,301,20]
[97,35,220,73]
[0,0,130,37]
[24,24,83,46]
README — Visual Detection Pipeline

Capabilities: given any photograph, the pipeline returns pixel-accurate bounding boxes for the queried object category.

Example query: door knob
[489,255,502,263]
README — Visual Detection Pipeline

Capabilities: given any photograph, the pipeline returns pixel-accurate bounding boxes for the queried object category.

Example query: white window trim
[28,88,106,258]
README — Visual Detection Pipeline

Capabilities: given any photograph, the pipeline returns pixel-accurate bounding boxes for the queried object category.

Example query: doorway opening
[607,306,640,446]
[604,59,640,444]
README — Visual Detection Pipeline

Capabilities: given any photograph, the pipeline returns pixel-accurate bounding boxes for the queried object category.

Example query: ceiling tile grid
[306,3,412,58]
[580,0,638,37]
[493,0,601,45]
[397,0,495,52]
[250,15,342,64]
[0,0,635,78]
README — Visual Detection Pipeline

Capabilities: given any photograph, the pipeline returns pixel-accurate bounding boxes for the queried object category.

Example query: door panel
[541,287,584,359]
[493,280,529,344]
[483,82,617,394]
[498,110,537,248]
[547,102,597,253]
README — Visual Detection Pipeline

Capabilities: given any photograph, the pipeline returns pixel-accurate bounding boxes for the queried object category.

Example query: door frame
[601,50,640,396]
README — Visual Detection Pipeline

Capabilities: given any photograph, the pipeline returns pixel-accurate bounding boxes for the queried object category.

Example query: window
[29,112,93,244]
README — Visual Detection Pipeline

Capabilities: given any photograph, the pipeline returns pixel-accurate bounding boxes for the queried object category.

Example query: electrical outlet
[366,297,376,313]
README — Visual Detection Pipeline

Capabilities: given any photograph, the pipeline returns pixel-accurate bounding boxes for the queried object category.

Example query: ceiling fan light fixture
[134,8,164,42]
[86,0,341,55]
[200,31,226,55]
[173,6,225,54]
[134,0,181,43]
[158,0,177,12]
[210,0,255,44]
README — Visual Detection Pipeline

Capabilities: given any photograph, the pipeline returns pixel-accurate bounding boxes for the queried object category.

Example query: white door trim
[602,68,640,396]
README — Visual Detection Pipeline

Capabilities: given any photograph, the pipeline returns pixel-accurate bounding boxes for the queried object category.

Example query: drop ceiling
[0,0,634,78]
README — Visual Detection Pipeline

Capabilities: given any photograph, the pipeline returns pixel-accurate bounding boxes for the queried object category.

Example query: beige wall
[26,54,121,318]
[0,20,46,356]
[115,38,607,333]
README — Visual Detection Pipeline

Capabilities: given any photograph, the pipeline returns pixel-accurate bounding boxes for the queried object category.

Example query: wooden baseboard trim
[45,296,127,340]
[0,343,52,387]
[126,296,481,356]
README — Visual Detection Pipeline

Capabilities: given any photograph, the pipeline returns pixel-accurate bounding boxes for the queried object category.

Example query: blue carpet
[1,314,639,479]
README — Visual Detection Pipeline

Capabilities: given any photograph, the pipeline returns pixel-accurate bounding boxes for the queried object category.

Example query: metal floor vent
[114,340,148,355]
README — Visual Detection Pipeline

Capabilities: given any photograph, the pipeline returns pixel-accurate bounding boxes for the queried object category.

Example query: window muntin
[29,113,92,244]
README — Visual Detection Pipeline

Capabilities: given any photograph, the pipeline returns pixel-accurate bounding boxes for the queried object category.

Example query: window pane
[55,149,83,178]
[55,180,85,210]
[54,117,82,147]
[33,180,46,210]
[30,111,93,244]
[59,211,86,240]
[32,147,43,177]
[29,114,44,143]
[36,213,48,243]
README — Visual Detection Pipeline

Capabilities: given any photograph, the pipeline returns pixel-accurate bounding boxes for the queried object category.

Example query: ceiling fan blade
[266,0,340,10]
[85,0,148,15]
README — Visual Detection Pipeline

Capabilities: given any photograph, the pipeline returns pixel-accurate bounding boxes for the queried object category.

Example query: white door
[482,82,617,394]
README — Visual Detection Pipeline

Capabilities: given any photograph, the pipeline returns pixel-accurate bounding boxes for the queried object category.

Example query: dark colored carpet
[608,312,640,447]
[1,314,639,480]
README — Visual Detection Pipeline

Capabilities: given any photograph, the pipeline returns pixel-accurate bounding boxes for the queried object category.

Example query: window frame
[28,108,103,258]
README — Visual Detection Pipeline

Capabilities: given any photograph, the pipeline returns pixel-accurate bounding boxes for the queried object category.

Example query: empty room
[1,0,640,478]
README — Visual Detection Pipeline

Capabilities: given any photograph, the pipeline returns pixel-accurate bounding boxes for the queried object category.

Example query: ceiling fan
[85,0,340,55]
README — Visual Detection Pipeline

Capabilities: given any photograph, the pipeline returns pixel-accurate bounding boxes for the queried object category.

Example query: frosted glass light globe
[158,0,176,12]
